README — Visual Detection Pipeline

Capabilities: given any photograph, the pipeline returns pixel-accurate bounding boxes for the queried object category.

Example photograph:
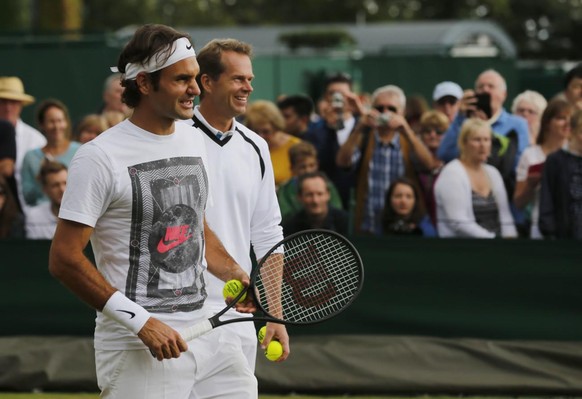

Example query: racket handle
[180,319,213,341]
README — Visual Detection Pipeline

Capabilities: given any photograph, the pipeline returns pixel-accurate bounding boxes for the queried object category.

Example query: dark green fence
[2,236,580,340]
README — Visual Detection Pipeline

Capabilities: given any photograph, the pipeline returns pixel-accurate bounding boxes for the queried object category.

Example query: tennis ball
[265,340,283,361]
[222,280,246,303]
[257,326,267,343]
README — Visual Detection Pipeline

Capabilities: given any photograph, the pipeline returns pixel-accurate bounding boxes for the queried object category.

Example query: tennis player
[185,38,290,373]
[49,24,257,399]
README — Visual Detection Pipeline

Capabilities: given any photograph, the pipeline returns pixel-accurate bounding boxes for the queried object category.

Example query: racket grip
[180,319,213,341]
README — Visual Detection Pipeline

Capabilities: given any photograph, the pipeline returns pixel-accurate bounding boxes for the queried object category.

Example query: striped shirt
[354,132,404,234]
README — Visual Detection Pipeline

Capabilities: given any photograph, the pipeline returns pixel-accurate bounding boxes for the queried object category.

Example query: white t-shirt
[184,108,283,314]
[515,144,545,239]
[25,201,57,239]
[336,116,356,146]
[59,119,212,350]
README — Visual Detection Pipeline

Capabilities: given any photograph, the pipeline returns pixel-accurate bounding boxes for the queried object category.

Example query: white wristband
[102,291,151,335]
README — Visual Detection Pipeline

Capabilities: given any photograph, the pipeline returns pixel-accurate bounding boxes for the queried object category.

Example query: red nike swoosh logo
[157,233,192,253]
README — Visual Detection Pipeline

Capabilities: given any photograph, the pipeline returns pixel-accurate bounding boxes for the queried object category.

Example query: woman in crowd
[434,118,517,238]
[539,108,582,239]
[74,113,108,144]
[21,99,80,206]
[244,100,302,187]
[0,175,24,238]
[514,99,572,238]
[414,110,449,224]
[511,90,547,145]
[382,177,436,237]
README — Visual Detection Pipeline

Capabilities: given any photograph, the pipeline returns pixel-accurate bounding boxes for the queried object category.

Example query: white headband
[110,37,195,80]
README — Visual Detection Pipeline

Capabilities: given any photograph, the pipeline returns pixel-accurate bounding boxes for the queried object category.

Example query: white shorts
[96,328,257,399]
[217,312,258,370]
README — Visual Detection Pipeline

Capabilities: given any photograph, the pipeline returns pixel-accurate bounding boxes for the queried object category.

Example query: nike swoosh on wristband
[117,309,136,319]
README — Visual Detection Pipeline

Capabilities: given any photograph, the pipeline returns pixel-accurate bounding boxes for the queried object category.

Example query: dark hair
[0,175,21,238]
[35,98,72,140]
[38,160,67,186]
[564,63,582,89]
[537,98,572,145]
[117,24,191,108]
[196,38,253,99]
[296,171,330,195]
[405,94,429,124]
[381,177,424,235]
[277,94,314,118]
[324,72,352,91]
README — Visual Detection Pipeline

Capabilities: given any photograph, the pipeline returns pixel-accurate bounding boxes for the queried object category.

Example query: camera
[467,92,492,119]
[330,91,345,130]
[331,91,344,110]
[377,113,391,126]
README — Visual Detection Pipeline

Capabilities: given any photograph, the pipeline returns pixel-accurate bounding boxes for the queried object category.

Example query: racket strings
[256,232,362,324]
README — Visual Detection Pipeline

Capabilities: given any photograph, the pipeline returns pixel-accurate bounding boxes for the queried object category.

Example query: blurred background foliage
[0,0,580,59]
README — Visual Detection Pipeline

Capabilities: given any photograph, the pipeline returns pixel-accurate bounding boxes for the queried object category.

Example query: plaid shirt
[355,132,404,234]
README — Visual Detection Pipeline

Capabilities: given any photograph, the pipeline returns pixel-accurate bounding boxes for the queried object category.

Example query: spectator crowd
[2,61,582,240]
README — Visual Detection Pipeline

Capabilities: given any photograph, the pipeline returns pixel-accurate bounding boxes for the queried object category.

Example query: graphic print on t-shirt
[127,156,208,313]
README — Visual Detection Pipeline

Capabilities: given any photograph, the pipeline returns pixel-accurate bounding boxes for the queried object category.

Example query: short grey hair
[476,69,507,92]
[371,85,406,111]
[103,73,122,93]
[511,90,547,115]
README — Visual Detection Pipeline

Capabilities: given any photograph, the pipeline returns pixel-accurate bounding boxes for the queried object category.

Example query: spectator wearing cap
[0,77,46,211]
[552,63,582,111]
[432,81,463,123]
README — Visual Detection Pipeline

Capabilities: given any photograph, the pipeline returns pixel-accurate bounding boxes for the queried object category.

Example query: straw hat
[0,77,35,106]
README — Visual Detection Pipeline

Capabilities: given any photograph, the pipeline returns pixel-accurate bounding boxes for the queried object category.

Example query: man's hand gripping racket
[181,229,364,341]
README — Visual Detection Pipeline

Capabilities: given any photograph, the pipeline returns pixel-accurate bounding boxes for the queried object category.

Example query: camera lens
[377,113,391,126]
[331,92,344,109]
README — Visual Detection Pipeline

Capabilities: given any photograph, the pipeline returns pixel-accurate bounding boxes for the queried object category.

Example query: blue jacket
[437,109,529,166]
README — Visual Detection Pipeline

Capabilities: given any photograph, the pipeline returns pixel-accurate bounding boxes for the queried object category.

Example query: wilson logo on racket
[284,244,337,308]
[157,225,193,253]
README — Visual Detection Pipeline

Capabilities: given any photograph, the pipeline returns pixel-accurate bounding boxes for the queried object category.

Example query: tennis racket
[180,229,364,341]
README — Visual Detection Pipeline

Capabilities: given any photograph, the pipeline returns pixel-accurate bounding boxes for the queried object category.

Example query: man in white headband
[50,24,257,399]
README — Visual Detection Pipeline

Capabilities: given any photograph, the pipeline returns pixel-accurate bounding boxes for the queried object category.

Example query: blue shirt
[437,109,529,165]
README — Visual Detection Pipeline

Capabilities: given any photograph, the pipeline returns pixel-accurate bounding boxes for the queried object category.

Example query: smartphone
[474,93,492,119]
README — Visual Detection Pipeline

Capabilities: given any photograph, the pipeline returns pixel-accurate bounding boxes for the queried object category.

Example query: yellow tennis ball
[257,326,267,343]
[222,280,246,303]
[265,340,283,361]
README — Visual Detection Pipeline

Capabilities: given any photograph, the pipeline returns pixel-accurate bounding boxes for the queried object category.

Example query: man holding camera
[304,73,365,210]
[437,69,529,165]
[336,85,436,235]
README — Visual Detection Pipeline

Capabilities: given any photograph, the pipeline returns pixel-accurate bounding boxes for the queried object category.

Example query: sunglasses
[420,127,445,136]
[436,97,458,106]
[374,105,398,113]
